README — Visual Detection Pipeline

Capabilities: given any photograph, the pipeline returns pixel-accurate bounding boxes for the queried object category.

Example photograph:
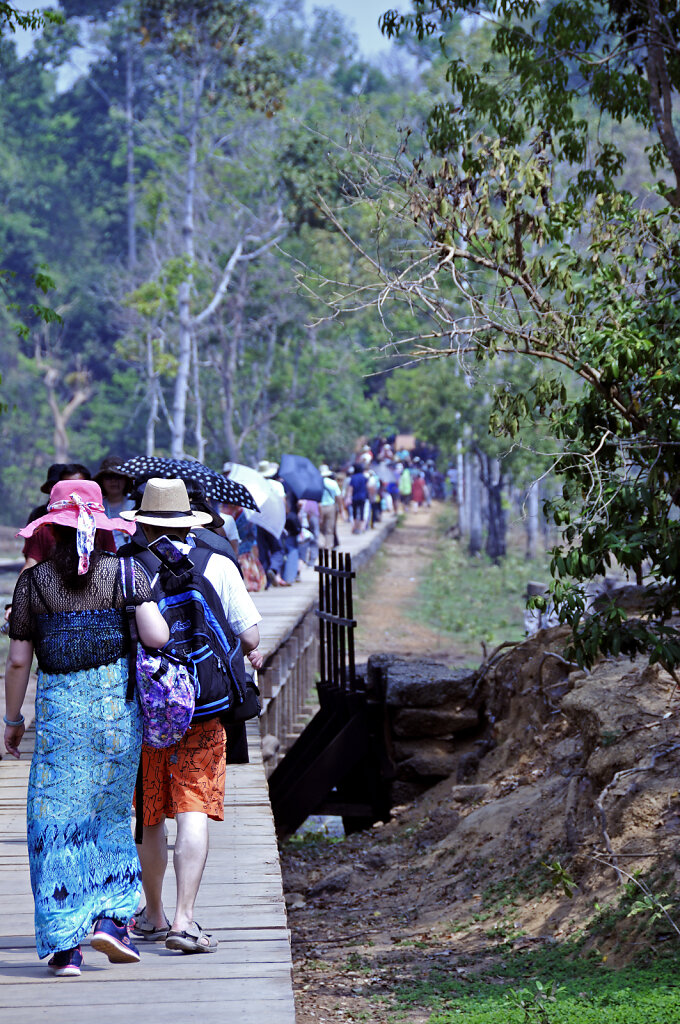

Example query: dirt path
[285,505,476,1024]
[354,504,467,664]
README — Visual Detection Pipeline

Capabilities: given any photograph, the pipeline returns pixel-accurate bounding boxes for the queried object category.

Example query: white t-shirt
[171,540,261,636]
[221,514,240,543]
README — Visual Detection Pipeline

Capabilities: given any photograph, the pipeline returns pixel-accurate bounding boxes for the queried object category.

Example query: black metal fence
[315,548,356,691]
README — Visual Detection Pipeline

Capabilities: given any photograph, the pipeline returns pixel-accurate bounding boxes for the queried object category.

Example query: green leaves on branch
[0,262,62,342]
[0,3,64,32]
[367,2,680,668]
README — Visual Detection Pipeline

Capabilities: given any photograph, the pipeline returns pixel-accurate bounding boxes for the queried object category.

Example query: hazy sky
[14,2,407,66]
[303,0,405,57]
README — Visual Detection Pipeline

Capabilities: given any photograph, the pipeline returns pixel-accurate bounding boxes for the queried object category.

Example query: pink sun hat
[17,479,136,575]
[17,479,136,539]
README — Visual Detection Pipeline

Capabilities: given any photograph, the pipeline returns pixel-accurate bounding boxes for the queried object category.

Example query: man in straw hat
[120,478,264,954]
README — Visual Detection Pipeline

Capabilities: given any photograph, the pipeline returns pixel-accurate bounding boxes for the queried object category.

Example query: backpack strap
[120,556,140,703]
[132,547,160,588]
[186,544,212,573]
[119,556,146,844]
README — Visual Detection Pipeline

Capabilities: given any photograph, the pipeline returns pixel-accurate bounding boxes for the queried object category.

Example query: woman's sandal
[165,922,217,954]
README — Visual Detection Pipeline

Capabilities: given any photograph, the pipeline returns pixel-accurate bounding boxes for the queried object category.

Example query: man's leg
[137,820,169,928]
[172,810,209,932]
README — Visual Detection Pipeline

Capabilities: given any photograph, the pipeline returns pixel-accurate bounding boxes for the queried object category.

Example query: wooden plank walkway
[0,723,296,1022]
[0,511,396,1021]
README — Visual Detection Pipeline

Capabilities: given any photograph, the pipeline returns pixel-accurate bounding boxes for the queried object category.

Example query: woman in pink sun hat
[4,479,169,977]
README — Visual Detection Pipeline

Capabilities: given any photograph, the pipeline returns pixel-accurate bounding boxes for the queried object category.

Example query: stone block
[383,660,477,708]
[393,738,459,780]
[309,865,354,897]
[393,706,479,737]
[449,783,492,803]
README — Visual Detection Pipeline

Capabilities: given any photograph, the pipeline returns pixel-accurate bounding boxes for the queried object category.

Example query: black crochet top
[9,554,152,674]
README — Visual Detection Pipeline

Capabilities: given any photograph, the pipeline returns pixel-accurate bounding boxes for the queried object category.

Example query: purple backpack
[120,557,197,748]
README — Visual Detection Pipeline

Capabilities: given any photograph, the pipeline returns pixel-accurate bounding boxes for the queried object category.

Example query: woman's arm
[135,601,170,649]
[4,639,33,758]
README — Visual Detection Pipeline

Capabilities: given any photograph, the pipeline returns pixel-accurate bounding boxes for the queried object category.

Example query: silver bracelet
[3,713,25,727]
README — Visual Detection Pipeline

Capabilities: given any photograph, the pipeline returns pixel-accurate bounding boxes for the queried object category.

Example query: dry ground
[282,510,680,1023]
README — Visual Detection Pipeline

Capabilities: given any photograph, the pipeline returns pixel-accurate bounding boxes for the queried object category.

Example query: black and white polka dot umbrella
[118,456,259,511]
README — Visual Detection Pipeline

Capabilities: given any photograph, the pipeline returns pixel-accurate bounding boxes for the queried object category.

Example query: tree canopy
[310,0,680,668]
[0,0,412,522]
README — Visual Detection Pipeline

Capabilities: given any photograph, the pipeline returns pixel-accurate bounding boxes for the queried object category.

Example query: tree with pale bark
[313,0,680,668]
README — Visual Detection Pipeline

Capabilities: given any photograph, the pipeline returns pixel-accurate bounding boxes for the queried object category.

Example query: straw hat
[256,460,279,479]
[18,480,135,539]
[120,477,213,528]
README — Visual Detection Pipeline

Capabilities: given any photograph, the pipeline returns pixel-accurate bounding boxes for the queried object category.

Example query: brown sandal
[165,922,217,954]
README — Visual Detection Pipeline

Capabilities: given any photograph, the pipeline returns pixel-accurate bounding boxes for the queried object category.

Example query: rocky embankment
[283,626,680,1022]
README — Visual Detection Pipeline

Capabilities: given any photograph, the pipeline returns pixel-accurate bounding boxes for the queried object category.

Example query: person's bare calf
[172,811,209,933]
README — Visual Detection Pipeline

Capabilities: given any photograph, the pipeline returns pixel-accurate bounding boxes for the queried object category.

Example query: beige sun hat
[319,464,333,477]
[120,477,213,528]
[256,459,279,479]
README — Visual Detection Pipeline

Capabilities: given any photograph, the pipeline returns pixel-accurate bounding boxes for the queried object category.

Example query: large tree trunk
[525,481,540,559]
[145,333,158,456]
[456,441,466,534]
[125,27,136,269]
[171,67,205,458]
[218,272,246,463]
[43,366,92,463]
[476,449,507,562]
[466,454,483,556]
[192,332,205,462]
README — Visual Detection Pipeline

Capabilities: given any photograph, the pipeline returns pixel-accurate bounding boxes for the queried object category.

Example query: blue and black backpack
[134,544,249,721]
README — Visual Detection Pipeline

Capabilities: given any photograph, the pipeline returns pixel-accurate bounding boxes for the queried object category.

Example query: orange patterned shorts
[138,718,227,826]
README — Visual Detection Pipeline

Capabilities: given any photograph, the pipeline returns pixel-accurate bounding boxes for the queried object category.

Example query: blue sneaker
[91,917,141,964]
[48,946,83,977]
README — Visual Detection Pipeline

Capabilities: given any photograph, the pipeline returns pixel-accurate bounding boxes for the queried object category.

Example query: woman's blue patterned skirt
[27,656,142,958]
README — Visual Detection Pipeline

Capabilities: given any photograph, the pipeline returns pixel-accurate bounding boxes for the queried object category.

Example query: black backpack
[134,545,249,722]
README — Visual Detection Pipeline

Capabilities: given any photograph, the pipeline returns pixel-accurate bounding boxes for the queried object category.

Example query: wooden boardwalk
[0,512,396,1020]
[0,724,295,1022]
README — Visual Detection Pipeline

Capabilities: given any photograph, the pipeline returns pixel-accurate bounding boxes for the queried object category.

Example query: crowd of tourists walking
[2,438,440,976]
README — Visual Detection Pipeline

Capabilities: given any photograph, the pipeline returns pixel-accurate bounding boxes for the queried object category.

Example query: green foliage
[394,942,680,1023]
[507,979,565,1024]
[542,860,577,899]
[0,4,63,32]
[416,508,551,655]
[0,0,412,511]
[360,1,680,668]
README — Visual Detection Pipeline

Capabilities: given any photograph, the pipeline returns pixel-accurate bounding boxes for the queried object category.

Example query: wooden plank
[0,726,296,1023]
[0,977,295,1006]
[2,998,296,1024]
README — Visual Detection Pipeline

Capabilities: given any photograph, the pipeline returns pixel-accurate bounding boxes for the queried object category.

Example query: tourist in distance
[318,464,341,549]
[121,478,263,954]
[348,463,370,534]
[94,455,136,550]
[398,460,413,509]
[3,479,169,977]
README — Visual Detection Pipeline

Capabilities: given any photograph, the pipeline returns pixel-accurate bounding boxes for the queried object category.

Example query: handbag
[120,557,196,749]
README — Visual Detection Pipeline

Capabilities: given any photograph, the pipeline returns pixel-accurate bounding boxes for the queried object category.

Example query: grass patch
[396,943,680,1023]
[415,510,552,654]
